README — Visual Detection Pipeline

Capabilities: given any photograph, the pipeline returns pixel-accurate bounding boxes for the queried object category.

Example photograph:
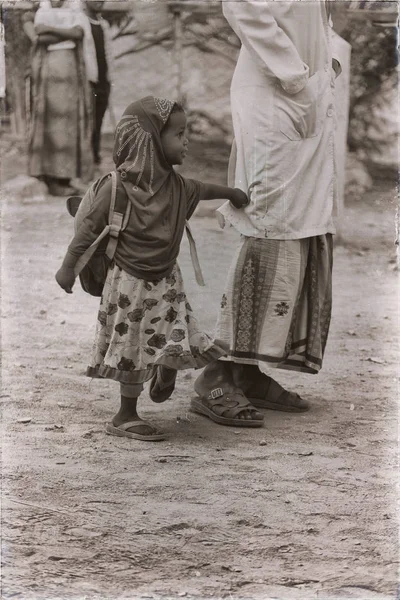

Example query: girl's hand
[332,58,341,79]
[55,266,76,294]
[230,188,250,209]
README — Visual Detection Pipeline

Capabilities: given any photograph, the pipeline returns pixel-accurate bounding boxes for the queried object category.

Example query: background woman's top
[218,0,339,240]
[34,3,97,82]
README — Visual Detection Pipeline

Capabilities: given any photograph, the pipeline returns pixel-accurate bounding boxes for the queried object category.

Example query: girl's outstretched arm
[199,183,249,209]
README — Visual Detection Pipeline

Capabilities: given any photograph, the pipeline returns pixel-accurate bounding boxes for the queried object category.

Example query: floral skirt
[87,263,226,384]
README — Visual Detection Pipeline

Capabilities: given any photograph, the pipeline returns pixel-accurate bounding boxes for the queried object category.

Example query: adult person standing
[82,0,114,166]
[0,20,5,103]
[191,1,342,426]
[22,2,41,136]
[29,0,96,196]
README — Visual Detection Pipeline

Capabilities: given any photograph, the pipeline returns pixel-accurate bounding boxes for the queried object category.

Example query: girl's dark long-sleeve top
[65,173,205,282]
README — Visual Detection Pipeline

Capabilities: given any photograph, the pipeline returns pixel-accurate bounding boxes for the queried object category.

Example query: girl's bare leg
[113,383,157,436]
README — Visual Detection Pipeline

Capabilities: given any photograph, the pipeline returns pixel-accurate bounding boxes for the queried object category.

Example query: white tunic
[218,0,339,240]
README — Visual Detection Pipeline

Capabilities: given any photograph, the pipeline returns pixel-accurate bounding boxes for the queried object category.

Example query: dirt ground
[1,136,399,600]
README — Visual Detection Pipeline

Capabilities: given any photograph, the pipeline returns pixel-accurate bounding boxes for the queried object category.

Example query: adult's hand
[37,33,61,46]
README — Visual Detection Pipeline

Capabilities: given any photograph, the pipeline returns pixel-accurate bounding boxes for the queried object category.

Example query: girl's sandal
[149,366,177,403]
[105,420,167,441]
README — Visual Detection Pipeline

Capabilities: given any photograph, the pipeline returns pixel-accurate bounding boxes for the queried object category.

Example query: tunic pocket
[274,70,327,141]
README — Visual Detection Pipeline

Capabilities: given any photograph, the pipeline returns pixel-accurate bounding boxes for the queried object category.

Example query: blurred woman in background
[28,0,96,196]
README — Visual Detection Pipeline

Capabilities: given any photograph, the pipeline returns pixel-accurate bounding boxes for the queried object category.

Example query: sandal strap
[206,389,256,419]
[117,420,143,431]
[117,420,159,434]
[262,379,304,407]
[157,366,177,390]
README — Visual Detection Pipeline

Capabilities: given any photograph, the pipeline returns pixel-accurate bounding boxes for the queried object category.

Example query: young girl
[55,95,249,441]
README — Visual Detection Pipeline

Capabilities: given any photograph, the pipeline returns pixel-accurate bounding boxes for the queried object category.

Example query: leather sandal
[149,366,177,403]
[191,387,264,427]
[246,375,310,413]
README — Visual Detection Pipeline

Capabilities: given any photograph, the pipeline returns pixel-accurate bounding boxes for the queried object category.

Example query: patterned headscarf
[113,96,176,202]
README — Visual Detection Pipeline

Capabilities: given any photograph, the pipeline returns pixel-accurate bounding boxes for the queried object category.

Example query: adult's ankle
[230,362,247,390]
[198,360,237,391]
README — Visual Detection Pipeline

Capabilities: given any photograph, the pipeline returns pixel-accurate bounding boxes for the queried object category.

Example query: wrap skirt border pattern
[216,235,333,374]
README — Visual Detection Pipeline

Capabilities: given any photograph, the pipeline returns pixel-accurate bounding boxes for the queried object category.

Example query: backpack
[66,171,131,297]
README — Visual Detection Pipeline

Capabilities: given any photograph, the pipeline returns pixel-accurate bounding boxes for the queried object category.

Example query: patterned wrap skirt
[87,263,226,385]
[29,47,93,182]
[215,234,333,374]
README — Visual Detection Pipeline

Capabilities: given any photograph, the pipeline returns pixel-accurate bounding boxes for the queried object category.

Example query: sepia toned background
[0,2,399,599]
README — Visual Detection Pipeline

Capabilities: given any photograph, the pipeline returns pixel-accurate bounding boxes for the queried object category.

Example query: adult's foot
[192,361,263,426]
[232,364,310,413]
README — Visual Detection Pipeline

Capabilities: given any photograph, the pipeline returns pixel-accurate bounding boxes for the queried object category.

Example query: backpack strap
[73,172,130,278]
[73,223,111,277]
[105,171,131,261]
[185,221,205,287]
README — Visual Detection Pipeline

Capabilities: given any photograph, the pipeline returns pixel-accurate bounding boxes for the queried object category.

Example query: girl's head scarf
[113,96,176,203]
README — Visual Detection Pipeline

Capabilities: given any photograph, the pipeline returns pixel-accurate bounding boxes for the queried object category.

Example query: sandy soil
[1,136,398,600]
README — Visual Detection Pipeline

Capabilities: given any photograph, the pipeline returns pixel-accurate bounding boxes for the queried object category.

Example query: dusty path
[1,139,398,599]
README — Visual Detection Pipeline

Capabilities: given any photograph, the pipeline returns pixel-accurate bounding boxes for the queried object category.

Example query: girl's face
[161,111,188,166]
